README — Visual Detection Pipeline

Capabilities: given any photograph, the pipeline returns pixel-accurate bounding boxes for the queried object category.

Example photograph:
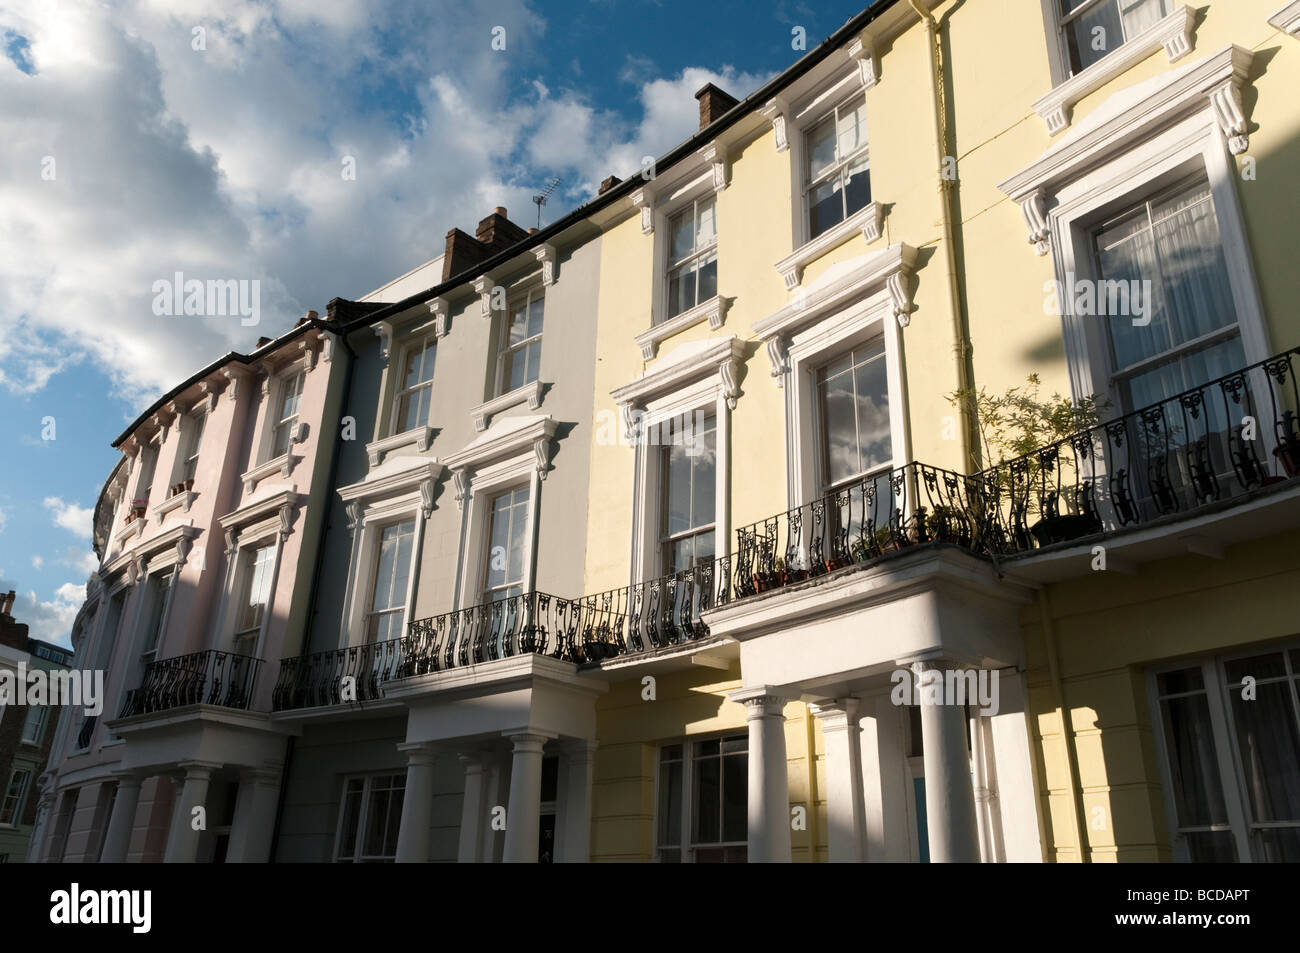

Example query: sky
[0,0,876,647]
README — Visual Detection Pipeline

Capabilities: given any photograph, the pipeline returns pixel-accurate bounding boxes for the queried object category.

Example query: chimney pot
[599,175,622,195]
[495,206,507,217]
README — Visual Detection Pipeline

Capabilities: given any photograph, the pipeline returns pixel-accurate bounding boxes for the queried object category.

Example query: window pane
[527,295,544,339]
[809,178,843,240]
[657,758,683,848]
[820,356,859,487]
[1159,692,1230,828]
[1227,682,1300,824]
[371,522,414,616]
[696,251,718,304]
[843,154,871,220]
[1224,652,1288,684]
[807,116,837,181]
[692,752,721,843]
[696,198,717,248]
[853,348,891,472]
[666,262,696,319]
[524,340,542,387]
[1065,1,1124,73]
[1185,830,1239,863]
[722,748,747,842]
[664,442,693,537]
[1257,828,1300,863]
[337,778,364,859]
[836,95,867,159]
[691,420,717,529]
[669,207,695,263]
[1157,667,1205,695]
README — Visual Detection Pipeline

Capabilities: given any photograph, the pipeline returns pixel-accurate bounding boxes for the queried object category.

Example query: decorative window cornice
[442,415,558,507]
[611,336,745,438]
[634,295,729,361]
[337,457,446,517]
[218,490,306,543]
[1000,44,1256,257]
[470,379,545,433]
[365,425,436,468]
[754,243,918,385]
[1032,5,1197,136]
[241,451,295,495]
[1271,2,1300,36]
[774,200,885,290]
[152,489,197,520]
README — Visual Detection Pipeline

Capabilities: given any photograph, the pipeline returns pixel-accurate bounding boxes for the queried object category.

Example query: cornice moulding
[1271,2,1300,36]
[471,380,545,433]
[634,295,729,360]
[1031,5,1197,135]
[365,425,436,468]
[774,201,885,290]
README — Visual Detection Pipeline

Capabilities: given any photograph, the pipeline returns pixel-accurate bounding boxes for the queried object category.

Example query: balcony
[273,348,1300,688]
[118,649,264,717]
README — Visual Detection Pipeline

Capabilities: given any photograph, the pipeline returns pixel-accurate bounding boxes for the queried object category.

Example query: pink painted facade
[34,320,343,863]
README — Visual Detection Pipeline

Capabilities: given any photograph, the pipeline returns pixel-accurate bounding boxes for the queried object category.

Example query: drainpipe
[907,0,979,471]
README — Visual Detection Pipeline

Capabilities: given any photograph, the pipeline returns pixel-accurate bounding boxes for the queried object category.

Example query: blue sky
[0,0,875,645]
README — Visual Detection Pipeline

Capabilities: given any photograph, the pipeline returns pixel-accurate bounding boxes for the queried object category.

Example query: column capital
[808,697,861,730]
[109,769,146,788]
[176,760,222,780]
[728,687,788,718]
[397,741,438,766]
[504,731,551,754]
[239,765,284,786]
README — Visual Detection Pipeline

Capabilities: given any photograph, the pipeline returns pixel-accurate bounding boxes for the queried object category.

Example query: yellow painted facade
[581,0,1300,861]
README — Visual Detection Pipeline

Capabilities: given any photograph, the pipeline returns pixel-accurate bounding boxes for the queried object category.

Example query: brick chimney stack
[695,83,739,130]
[442,207,531,281]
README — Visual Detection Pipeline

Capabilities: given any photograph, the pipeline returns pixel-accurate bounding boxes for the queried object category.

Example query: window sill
[153,490,197,519]
[471,380,545,433]
[1270,2,1300,37]
[1033,5,1196,135]
[241,453,293,495]
[114,518,146,545]
[775,201,884,290]
[636,296,729,361]
[366,425,437,467]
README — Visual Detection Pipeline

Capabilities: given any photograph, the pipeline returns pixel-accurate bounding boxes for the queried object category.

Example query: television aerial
[532,177,561,229]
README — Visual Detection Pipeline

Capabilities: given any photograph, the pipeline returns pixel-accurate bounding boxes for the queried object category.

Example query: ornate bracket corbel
[620,402,644,443]
[533,437,551,481]
[1209,80,1250,155]
[277,502,297,540]
[473,275,498,319]
[344,501,362,535]
[766,336,791,386]
[429,297,451,338]
[419,479,436,519]
[760,97,790,153]
[451,469,471,511]
[374,320,394,364]
[887,271,914,327]
[224,526,240,557]
[698,143,728,193]
[719,357,741,410]
[631,186,655,235]
[847,34,880,89]
[534,244,557,286]
[1019,189,1052,256]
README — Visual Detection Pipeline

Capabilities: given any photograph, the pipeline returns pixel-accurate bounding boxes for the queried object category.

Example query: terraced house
[32,0,1300,863]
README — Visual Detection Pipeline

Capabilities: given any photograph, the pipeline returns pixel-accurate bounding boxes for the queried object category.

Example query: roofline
[110,318,334,449]
[337,0,902,335]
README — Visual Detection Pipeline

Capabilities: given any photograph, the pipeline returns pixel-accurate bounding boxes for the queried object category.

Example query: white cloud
[0,580,82,647]
[0,0,768,414]
[31,555,42,569]
[0,506,6,533]
[59,547,99,576]
[43,496,93,539]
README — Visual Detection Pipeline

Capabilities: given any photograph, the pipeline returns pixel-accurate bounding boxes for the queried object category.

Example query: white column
[457,754,486,863]
[164,761,219,863]
[99,773,144,863]
[557,740,597,863]
[225,768,282,863]
[394,742,437,863]
[861,693,911,862]
[913,660,981,863]
[502,732,548,863]
[730,688,791,863]
[811,699,865,863]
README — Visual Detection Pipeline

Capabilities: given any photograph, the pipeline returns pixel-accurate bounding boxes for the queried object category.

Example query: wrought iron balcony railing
[273,348,1300,685]
[118,649,263,717]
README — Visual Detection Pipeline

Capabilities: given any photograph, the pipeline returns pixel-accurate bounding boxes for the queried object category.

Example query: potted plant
[786,551,810,584]
[1275,410,1300,478]
[947,375,1109,549]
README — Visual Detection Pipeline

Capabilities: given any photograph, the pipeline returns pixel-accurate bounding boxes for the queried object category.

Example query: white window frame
[811,339,896,501]
[136,569,174,667]
[214,491,303,660]
[479,485,530,604]
[1148,643,1300,862]
[365,518,417,643]
[230,542,276,654]
[337,462,443,649]
[613,338,740,584]
[495,284,545,399]
[333,772,406,863]
[656,413,719,576]
[20,703,47,746]
[801,89,871,244]
[268,368,305,462]
[0,768,31,827]
[391,334,438,437]
[172,408,207,489]
[444,416,556,611]
[1000,47,1269,408]
[663,195,719,324]
[654,733,749,863]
